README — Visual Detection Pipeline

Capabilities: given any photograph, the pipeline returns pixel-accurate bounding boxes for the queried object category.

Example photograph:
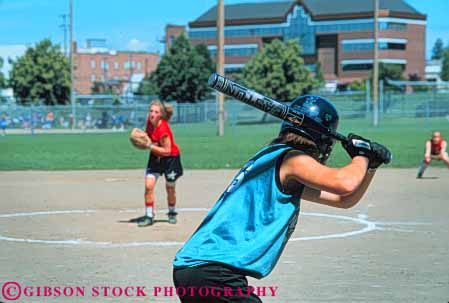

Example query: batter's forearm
[339,170,376,208]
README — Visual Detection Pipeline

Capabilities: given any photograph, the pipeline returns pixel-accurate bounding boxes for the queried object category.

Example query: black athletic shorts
[146,154,183,182]
[173,263,263,303]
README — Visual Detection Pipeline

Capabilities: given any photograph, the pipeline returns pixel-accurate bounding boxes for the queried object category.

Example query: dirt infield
[0,168,448,302]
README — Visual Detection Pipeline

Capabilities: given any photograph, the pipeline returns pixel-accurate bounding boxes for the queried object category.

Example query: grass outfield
[1,117,448,170]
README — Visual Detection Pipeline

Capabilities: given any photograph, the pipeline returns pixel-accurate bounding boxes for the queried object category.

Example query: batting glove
[368,142,392,169]
[342,133,373,159]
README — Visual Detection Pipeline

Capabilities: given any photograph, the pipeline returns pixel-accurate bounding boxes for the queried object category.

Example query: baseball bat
[208,73,348,143]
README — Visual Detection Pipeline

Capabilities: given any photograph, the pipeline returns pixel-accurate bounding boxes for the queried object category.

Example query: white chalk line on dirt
[289,212,376,241]
[119,208,210,213]
[0,210,96,218]
[0,209,430,248]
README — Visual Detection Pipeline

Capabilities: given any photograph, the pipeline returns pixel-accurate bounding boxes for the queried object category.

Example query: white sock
[169,206,176,214]
[146,207,153,218]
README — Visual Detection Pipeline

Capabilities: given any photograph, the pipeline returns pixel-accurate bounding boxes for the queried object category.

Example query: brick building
[168,0,426,86]
[73,41,160,95]
[164,24,186,53]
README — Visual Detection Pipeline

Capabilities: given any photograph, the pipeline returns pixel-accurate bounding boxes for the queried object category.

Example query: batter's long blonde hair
[150,100,174,121]
[271,131,320,160]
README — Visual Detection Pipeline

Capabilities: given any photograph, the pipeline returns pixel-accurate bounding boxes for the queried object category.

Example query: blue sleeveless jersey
[173,144,304,279]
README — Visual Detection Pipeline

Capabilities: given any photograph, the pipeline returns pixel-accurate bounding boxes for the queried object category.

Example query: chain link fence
[1,89,448,134]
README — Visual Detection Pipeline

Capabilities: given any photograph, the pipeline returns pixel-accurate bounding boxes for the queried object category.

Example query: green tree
[441,48,449,81]
[91,81,115,95]
[9,39,70,105]
[194,44,215,75]
[240,39,318,102]
[348,80,366,91]
[431,38,444,60]
[151,34,214,102]
[0,57,6,88]
[372,63,404,91]
[379,63,404,81]
[136,72,159,96]
[314,61,324,89]
[408,73,430,92]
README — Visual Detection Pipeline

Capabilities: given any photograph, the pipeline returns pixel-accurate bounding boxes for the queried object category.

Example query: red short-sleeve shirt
[146,119,180,156]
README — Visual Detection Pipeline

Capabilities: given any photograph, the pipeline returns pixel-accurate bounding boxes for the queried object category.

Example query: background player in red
[137,100,183,227]
[417,131,449,178]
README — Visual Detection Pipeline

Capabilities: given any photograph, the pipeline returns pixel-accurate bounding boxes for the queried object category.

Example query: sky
[0,0,448,58]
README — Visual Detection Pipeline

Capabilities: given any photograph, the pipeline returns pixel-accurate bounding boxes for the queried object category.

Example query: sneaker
[417,172,423,179]
[167,212,178,224]
[137,216,154,227]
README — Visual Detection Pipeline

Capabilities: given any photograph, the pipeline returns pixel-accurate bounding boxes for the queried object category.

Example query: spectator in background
[118,113,125,131]
[99,111,108,129]
[12,116,19,128]
[85,113,92,129]
[111,113,118,131]
[77,118,85,129]
[0,113,8,136]
[32,113,39,129]
[22,116,30,129]
[59,116,69,128]
[69,113,74,129]
[129,111,136,127]
[43,111,54,129]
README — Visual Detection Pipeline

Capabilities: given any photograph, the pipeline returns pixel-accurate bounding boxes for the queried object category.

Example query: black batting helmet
[280,95,339,163]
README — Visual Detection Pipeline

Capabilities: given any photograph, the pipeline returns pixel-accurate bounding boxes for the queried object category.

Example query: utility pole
[69,0,76,129]
[129,53,134,96]
[217,0,225,136]
[60,14,68,56]
[102,56,108,92]
[372,0,379,126]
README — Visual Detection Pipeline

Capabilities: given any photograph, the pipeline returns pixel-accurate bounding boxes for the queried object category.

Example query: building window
[90,74,96,82]
[124,61,136,70]
[209,48,258,57]
[189,26,284,40]
[342,43,374,52]
[342,61,406,71]
[90,59,96,69]
[225,67,243,74]
[315,22,373,33]
[208,44,258,57]
[137,62,142,71]
[379,42,406,50]
[342,39,407,52]
[342,63,373,71]
[114,62,119,70]
[224,64,245,74]
[100,60,109,70]
[379,22,407,31]
[316,21,407,34]
[305,64,317,72]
